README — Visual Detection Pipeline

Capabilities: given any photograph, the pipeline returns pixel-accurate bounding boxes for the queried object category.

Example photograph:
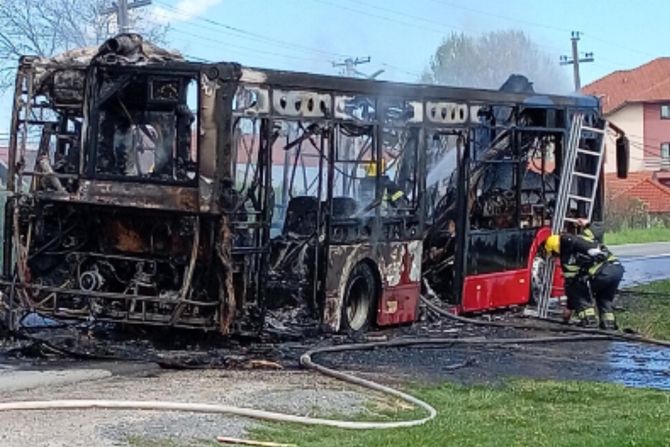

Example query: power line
[147,14,333,63]
[346,0,572,58]
[428,0,569,34]
[307,0,609,78]
[339,0,471,36]
[150,2,424,79]
[153,0,349,60]
[166,25,326,63]
[332,0,574,57]
[428,0,658,62]
[308,0,449,36]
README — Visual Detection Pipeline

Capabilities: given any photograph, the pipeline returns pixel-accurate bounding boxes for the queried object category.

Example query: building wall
[643,102,670,163]
[605,104,644,173]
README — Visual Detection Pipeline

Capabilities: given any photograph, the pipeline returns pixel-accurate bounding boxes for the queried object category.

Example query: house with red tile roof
[582,58,670,186]
[605,172,670,214]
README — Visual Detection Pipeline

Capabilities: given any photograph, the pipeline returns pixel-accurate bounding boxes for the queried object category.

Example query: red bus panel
[462,269,530,312]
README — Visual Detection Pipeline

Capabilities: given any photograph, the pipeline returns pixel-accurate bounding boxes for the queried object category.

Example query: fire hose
[420,296,670,348]
[0,333,615,430]
[0,302,668,431]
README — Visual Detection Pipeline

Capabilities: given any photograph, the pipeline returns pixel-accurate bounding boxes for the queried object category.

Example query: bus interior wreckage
[0,35,629,335]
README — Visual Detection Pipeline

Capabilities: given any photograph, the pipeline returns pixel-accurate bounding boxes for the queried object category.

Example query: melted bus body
[0,36,624,333]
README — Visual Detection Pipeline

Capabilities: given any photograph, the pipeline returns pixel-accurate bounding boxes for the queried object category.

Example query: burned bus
[0,35,627,334]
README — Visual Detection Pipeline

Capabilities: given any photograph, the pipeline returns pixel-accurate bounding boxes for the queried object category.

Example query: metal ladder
[535,112,607,318]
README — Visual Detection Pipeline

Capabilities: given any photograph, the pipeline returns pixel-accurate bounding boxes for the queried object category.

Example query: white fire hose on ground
[0,334,614,431]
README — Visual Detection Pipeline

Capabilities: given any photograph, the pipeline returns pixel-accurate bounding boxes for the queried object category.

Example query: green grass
[249,281,670,447]
[127,281,670,447]
[252,380,670,447]
[618,280,670,340]
[604,226,670,245]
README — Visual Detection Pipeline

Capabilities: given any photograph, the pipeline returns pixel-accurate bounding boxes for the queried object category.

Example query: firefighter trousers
[590,263,625,317]
[564,277,592,313]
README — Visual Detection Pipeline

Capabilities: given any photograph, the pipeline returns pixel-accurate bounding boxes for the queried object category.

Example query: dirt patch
[0,369,372,447]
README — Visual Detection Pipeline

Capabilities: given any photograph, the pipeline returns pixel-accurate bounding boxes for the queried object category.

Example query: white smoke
[153,0,223,24]
[426,146,458,188]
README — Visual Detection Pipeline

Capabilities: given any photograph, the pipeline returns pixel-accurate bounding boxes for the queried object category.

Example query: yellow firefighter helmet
[544,234,560,255]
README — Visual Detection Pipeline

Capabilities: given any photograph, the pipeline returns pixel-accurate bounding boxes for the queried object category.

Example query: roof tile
[606,172,670,212]
[582,57,670,114]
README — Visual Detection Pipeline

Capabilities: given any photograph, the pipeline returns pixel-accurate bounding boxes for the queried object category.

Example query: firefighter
[544,233,624,329]
[576,218,597,242]
[363,160,408,209]
[560,218,598,322]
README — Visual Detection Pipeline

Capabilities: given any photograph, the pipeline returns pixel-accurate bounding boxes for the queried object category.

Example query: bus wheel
[341,263,377,333]
[530,254,545,305]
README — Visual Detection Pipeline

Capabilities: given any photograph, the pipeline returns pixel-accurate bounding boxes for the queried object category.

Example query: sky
[148,0,668,83]
[1,0,669,139]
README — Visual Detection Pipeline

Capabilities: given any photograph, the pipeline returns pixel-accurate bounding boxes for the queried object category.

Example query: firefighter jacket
[382,176,405,205]
[359,176,405,207]
[582,227,596,241]
[559,234,618,280]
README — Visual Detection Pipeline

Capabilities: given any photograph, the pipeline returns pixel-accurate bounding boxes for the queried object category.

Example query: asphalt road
[610,242,670,287]
[611,242,670,259]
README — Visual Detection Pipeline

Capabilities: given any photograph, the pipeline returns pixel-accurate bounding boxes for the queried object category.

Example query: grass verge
[604,226,670,245]
[129,281,670,447]
[253,380,670,447]
[251,281,670,447]
[618,279,670,340]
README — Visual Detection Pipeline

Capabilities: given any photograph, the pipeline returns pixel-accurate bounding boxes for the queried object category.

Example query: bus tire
[529,253,545,305]
[341,262,377,334]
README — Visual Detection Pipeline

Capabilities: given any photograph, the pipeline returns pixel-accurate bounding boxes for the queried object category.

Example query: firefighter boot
[576,307,598,328]
[562,308,573,324]
[599,312,618,331]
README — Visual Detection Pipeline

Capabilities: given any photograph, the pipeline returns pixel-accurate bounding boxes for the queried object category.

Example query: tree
[422,30,571,94]
[0,0,168,90]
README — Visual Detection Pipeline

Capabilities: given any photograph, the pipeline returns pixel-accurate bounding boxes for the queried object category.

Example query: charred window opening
[469,128,519,231]
[519,133,560,228]
[467,108,564,231]
[380,126,419,215]
[270,119,328,237]
[92,73,197,183]
[332,123,376,219]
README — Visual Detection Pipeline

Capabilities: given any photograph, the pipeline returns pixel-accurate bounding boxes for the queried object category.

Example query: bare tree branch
[0,0,168,92]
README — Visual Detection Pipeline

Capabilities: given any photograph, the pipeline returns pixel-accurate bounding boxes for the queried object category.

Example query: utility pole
[560,31,594,91]
[104,0,153,34]
[332,57,371,77]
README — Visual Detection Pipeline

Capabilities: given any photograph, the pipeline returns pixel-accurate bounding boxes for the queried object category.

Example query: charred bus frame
[0,37,623,334]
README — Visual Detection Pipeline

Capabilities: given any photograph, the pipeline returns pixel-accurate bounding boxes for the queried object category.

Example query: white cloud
[153,0,224,24]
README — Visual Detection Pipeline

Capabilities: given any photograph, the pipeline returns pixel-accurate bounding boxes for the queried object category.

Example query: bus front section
[1,35,263,334]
